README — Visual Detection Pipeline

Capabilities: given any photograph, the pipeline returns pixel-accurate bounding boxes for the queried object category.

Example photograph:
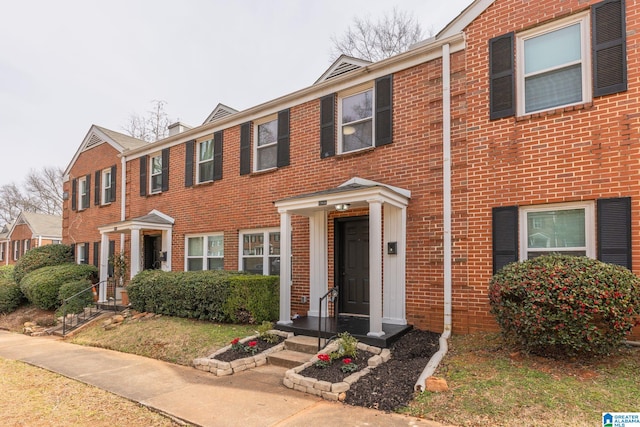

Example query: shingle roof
[94,126,148,150]
[19,212,62,237]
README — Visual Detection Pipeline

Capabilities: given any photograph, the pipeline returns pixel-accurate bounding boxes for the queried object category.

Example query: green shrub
[0,265,14,280]
[57,279,94,316]
[0,278,25,314]
[489,254,640,356]
[13,244,73,284]
[20,264,98,310]
[127,270,279,323]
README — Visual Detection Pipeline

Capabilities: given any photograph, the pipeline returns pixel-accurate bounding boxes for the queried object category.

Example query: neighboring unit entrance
[336,217,369,316]
[143,234,162,270]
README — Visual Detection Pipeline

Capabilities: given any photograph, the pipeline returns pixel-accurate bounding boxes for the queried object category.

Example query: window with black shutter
[240,122,251,175]
[592,0,627,97]
[161,148,169,192]
[140,156,148,196]
[185,139,195,187]
[277,109,290,167]
[597,197,631,269]
[489,32,515,120]
[110,165,117,202]
[492,206,519,273]
[375,74,393,146]
[94,170,101,206]
[71,178,77,211]
[213,131,224,181]
[320,94,336,158]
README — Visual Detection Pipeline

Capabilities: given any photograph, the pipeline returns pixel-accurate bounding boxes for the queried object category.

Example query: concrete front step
[268,349,314,368]
[285,335,321,354]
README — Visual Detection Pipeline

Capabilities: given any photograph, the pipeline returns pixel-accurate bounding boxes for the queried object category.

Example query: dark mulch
[298,349,373,383]
[214,336,284,362]
[344,329,440,411]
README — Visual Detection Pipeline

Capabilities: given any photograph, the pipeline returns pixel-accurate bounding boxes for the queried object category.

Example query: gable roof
[0,221,12,240]
[8,211,62,239]
[314,55,372,85]
[436,0,496,40]
[203,103,239,125]
[63,125,147,181]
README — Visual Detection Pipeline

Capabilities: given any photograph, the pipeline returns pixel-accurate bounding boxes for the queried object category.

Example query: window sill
[194,180,214,188]
[335,146,375,159]
[249,167,278,177]
[516,101,593,122]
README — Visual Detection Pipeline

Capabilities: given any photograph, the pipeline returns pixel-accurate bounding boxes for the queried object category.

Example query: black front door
[336,217,369,316]
[144,235,162,270]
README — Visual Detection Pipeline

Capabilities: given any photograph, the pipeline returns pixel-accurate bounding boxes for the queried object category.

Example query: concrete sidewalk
[0,331,448,427]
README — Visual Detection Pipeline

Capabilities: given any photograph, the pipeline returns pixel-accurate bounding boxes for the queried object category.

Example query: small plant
[314,353,331,369]
[336,332,358,358]
[340,357,358,373]
[109,251,128,287]
[256,321,279,344]
[230,337,243,351]
[245,340,259,355]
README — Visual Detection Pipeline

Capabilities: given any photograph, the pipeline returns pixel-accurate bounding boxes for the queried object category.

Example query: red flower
[343,358,352,364]
[231,338,240,345]
[248,341,258,347]
[317,354,330,362]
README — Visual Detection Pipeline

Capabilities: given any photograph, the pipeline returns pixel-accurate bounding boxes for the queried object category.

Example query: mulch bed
[298,348,373,383]
[344,329,440,411]
[214,336,284,362]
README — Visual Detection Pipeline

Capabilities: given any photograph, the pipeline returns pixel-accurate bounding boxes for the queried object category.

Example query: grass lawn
[69,314,257,365]
[402,333,640,427]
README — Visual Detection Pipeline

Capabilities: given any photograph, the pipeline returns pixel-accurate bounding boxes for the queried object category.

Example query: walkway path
[0,332,450,427]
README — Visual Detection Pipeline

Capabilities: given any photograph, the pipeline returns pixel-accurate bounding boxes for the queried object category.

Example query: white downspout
[415,42,453,391]
[120,156,126,252]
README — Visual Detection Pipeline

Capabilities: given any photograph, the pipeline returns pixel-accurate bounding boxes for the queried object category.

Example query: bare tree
[123,100,172,142]
[24,166,63,216]
[330,8,426,62]
[0,183,36,224]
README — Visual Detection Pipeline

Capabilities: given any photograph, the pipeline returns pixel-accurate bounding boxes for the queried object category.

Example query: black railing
[60,281,104,336]
[318,286,339,351]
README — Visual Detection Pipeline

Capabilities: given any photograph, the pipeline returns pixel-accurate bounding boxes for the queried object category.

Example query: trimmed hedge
[0,278,24,314]
[127,270,279,323]
[489,254,640,356]
[20,264,98,310]
[13,244,74,284]
[57,279,94,316]
[0,265,14,280]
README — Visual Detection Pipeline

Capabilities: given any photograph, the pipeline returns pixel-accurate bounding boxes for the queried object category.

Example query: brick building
[0,212,62,266]
[63,0,638,340]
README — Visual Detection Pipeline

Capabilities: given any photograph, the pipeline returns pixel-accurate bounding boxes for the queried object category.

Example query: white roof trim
[436,0,495,40]
[314,55,372,85]
[339,177,411,199]
[63,125,126,182]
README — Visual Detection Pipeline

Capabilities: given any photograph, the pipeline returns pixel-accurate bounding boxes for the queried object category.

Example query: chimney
[168,121,191,137]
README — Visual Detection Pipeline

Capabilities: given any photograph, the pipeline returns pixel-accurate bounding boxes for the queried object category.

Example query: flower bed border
[193,329,293,376]
[283,341,391,402]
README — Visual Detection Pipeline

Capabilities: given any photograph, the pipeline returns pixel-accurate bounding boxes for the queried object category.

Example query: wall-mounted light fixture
[335,203,350,212]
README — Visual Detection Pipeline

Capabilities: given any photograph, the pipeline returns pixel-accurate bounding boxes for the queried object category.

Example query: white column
[162,228,172,271]
[99,232,110,302]
[383,204,407,325]
[277,211,293,325]
[130,227,141,279]
[367,199,385,337]
[308,210,327,317]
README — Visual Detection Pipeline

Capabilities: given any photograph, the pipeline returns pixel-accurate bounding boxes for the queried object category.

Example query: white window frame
[253,115,278,172]
[101,168,112,205]
[13,241,19,261]
[77,244,87,265]
[519,201,595,261]
[516,12,591,116]
[78,175,88,210]
[184,233,224,271]
[149,152,163,194]
[239,228,280,276]
[23,239,29,254]
[197,138,215,183]
[0,242,4,261]
[338,84,375,154]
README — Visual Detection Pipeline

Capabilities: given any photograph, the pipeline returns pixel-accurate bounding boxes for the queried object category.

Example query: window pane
[269,257,280,275]
[243,234,263,255]
[257,145,277,170]
[207,258,224,270]
[258,120,277,146]
[199,140,213,161]
[269,232,280,255]
[243,258,263,275]
[187,258,203,271]
[342,91,373,123]
[188,237,203,256]
[525,24,581,74]
[525,64,582,113]
[527,209,585,249]
[199,160,214,182]
[151,156,162,174]
[343,120,373,152]
[207,236,224,257]
[151,174,162,192]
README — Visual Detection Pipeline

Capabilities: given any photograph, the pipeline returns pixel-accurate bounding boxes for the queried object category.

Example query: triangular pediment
[314,55,372,85]
[203,103,238,125]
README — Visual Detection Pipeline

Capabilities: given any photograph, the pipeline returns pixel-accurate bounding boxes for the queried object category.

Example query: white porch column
[130,227,141,279]
[308,210,327,317]
[383,204,407,325]
[99,232,110,302]
[161,228,172,271]
[278,211,293,325]
[367,199,385,337]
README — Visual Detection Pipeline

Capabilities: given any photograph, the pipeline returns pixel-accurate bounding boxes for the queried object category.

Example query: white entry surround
[274,177,410,337]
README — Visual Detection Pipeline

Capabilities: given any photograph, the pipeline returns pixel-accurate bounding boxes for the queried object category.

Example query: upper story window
[197,139,214,183]
[13,241,19,261]
[255,116,278,171]
[239,229,280,275]
[102,167,113,204]
[150,153,163,194]
[140,148,169,196]
[76,242,89,265]
[78,175,89,210]
[517,14,591,115]
[186,234,224,271]
[339,87,374,153]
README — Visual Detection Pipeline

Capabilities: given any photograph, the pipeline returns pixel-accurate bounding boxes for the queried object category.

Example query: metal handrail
[318,286,339,351]
[61,281,105,336]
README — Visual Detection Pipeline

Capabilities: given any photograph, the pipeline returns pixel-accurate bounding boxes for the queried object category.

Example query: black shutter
[277,109,291,167]
[110,165,117,202]
[240,122,251,175]
[70,243,76,262]
[83,243,90,264]
[71,178,77,211]
[17,241,21,260]
[108,240,115,277]
[140,156,147,196]
[375,74,393,147]
[597,197,631,269]
[93,241,100,267]
[492,206,519,273]
[185,139,195,187]
[489,32,515,120]
[592,0,627,97]
[161,148,169,192]
[94,170,101,205]
[320,93,336,158]
[213,131,224,181]
[84,174,91,209]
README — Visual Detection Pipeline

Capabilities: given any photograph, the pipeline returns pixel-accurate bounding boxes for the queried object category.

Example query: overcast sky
[0,0,472,188]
